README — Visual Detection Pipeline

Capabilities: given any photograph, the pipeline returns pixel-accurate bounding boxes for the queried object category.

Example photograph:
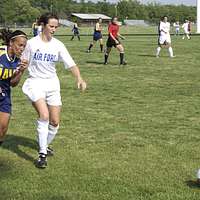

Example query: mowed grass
[1,30,200,200]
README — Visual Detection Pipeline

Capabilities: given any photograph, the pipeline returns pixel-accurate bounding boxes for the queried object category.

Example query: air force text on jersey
[33,50,57,62]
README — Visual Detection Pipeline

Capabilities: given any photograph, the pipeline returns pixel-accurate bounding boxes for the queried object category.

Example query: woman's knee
[49,119,59,127]
[0,125,8,138]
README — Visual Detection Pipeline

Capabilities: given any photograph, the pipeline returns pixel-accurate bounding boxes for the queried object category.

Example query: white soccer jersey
[159,21,170,36]
[22,35,76,79]
[182,23,189,33]
[159,21,171,44]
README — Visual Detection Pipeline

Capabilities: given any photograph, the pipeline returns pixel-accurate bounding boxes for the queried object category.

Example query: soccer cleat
[36,153,47,169]
[86,50,90,53]
[120,61,127,66]
[47,147,54,156]
[170,55,176,58]
[104,62,108,65]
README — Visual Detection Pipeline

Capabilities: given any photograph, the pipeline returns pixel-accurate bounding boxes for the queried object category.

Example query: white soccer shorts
[22,76,62,106]
[159,34,171,45]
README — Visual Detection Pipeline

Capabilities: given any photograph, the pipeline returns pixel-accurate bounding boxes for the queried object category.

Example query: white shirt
[22,35,76,79]
[173,23,180,30]
[182,23,189,32]
[159,21,170,36]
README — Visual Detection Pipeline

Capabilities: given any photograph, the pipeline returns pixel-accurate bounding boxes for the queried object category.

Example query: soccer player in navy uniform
[87,18,104,53]
[71,22,80,41]
[104,16,126,65]
[0,29,28,146]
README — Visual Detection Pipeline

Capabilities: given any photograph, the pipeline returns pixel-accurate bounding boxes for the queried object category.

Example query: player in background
[182,20,191,40]
[104,16,126,65]
[71,22,80,41]
[31,19,38,37]
[22,13,87,169]
[156,16,175,58]
[87,18,104,53]
[0,29,28,146]
[173,21,180,36]
[188,20,192,37]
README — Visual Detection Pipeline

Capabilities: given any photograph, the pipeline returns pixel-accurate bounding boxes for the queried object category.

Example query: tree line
[0,0,196,26]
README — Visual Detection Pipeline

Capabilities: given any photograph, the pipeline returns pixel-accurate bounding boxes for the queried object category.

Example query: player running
[71,22,80,41]
[182,20,191,40]
[22,13,87,169]
[0,29,28,146]
[104,16,126,65]
[87,18,104,53]
[156,16,175,58]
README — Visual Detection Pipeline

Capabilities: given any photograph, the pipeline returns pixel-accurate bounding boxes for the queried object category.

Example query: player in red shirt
[104,16,126,65]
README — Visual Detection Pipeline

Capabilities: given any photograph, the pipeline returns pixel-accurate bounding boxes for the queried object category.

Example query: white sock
[156,47,161,56]
[37,119,49,155]
[47,124,59,146]
[168,47,174,57]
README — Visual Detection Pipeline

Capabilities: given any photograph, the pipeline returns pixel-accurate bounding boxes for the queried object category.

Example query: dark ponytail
[0,29,27,46]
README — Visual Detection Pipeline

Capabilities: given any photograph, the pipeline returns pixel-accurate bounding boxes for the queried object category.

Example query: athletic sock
[104,53,109,64]
[71,36,74,41]
[47,124,59,146]
[156,47,161,56]
[88,44,93,51]
[168,47,174,57]
[120,52,124,64]
[37,119,49,155]
[100,44,103,52]
[78,36,80,41]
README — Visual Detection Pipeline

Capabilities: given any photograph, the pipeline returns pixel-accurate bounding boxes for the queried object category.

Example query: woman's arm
[10,59,28,87]
[69,65,87,91]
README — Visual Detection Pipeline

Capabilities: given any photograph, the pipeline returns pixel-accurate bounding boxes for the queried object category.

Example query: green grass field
[1,28,200,200]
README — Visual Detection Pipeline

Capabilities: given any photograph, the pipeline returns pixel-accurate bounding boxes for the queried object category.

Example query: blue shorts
[0,90,11,114]
[93,32,102,41]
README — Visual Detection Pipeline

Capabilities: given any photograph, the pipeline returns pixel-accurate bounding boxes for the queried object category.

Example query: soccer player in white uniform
[182,20,191,40]
[22,13,87,168]
[156,16,175,58]
[173,21,180,36]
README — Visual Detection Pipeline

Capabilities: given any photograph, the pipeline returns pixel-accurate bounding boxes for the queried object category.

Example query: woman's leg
[88,40,96,52]
[99,38,103,52]
[32,99,49,155]
[104,47,112,64]
[116,44,126,65]
[47,105,61,147]
[0,112,10,144]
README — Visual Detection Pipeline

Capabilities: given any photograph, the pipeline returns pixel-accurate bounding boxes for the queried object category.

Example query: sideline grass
[1,32,200,200]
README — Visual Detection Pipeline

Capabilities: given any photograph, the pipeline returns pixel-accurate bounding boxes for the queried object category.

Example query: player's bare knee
[0,125,7,137]
[39,113,49,121]
[49,120,59,127]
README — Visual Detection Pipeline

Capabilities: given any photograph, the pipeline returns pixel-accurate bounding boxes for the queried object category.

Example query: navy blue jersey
[0,46,20,95]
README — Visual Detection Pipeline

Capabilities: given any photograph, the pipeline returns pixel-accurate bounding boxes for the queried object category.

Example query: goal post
[197,0,200,33]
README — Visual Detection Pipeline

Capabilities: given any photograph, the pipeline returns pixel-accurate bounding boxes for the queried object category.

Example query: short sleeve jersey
[0,46,20,95]
[22,35,76,79]
[159,21,170,36]
[108,23,119,38]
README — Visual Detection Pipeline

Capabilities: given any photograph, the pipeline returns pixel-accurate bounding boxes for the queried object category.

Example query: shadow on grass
[137,54,156,58]
[2,134,37,163]
[186,180,200,189]
[86,60,104,65]
[0,158,12,178]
